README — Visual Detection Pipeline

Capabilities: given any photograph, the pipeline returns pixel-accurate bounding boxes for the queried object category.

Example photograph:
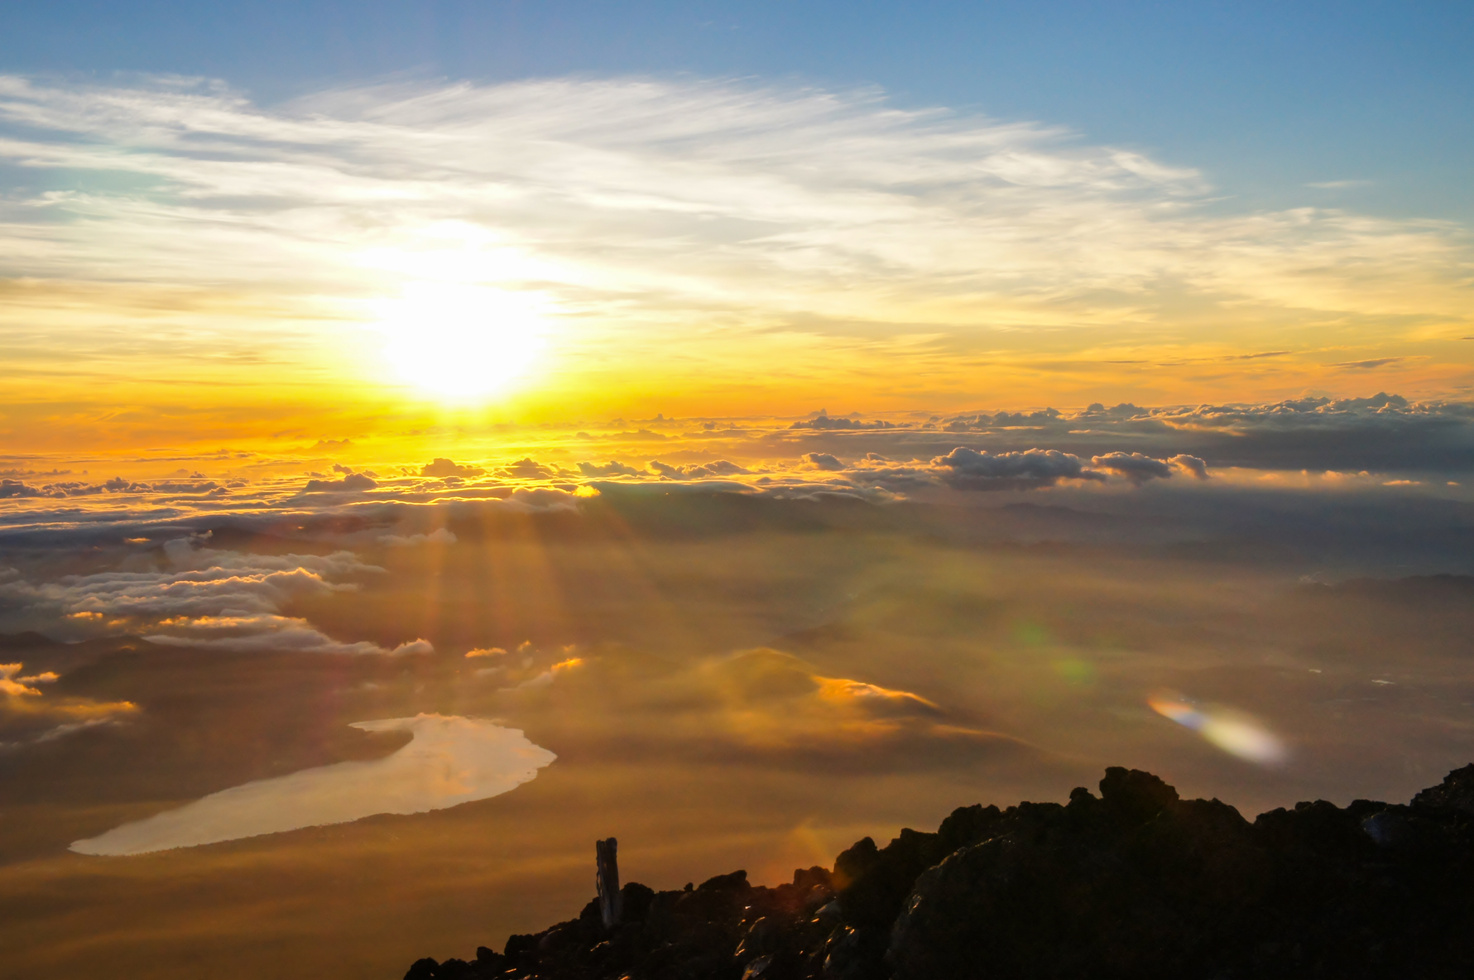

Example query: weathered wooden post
[596,837,622,929]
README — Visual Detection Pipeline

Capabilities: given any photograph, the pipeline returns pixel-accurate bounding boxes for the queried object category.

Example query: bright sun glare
[378,284,547,402]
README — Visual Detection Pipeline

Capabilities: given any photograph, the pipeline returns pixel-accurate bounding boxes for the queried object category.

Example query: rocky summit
[404,765,1474,980]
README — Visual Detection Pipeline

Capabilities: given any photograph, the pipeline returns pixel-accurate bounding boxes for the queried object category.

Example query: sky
[4,1,1471,225]
[1,1,1472,459]
[2,6,1474,980]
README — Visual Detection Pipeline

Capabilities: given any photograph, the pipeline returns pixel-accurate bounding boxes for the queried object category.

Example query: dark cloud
[769,393,1474,474]
[930,448,1105,491]
[501,458,556,480]
[1169,454,1211,479]
[301,472,377,493]
[791,411,897,430]
[47,482,107,496]
[1130,394,1474,471]
[0,476,223,499]
[1083,450,1205,483]
[649,459,750,478]
[420,458,485,478]
[148,481,224,494]
[577,460,641,477]
[699,460,749,476]
[944,408,1064,432]
[1090,452,1174,484]
[783,446,1208,495]
[804,452,846,471]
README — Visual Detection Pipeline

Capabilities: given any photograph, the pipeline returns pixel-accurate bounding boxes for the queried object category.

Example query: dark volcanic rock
[405,766,1474,980]
[1413,762,1474,814]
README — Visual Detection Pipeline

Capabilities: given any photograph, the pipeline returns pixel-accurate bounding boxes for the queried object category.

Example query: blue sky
[3,1,1471,221]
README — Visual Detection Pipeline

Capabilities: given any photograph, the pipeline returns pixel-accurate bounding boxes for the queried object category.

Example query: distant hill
[1296,573,1474,606]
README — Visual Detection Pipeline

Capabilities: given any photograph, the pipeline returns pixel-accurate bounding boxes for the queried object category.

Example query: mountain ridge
[404,764,1474,979]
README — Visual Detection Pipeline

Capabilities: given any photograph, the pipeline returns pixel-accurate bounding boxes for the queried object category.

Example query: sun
[377,284,548,402]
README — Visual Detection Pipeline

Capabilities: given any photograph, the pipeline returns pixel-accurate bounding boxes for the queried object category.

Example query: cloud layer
[5,391,1474,547]
[0,537,429,655]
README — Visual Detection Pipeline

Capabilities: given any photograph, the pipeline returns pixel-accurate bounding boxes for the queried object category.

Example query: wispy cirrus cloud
[0,73,1469,416]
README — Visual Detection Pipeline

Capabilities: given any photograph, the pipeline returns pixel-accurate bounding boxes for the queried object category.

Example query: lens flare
[1149,693,1287,766]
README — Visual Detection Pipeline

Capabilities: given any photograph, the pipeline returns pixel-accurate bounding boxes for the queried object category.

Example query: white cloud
[378,527,457,547]
[0,539,426,655]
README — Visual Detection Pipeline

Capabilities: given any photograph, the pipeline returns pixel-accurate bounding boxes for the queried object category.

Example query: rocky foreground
[404,766,1474,980]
